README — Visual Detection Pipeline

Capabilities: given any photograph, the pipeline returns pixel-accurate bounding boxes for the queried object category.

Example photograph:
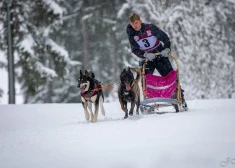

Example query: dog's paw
[124,115,128,119]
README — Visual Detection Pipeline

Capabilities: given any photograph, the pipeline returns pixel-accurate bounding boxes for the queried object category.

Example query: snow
[18,35,35,56]
[46,39,69,60]
[0,99,235,168]
[42,0,64,16]
[35,62,58,78]
[117,3,129,18]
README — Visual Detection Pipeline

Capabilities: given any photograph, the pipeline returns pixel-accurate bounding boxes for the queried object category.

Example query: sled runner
[139,53,186,114]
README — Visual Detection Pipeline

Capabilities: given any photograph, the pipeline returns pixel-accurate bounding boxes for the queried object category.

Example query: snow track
[0,99,235,168]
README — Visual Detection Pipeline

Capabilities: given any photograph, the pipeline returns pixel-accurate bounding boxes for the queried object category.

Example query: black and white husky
[77,70,105,122]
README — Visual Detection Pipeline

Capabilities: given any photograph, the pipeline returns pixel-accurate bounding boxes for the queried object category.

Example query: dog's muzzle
[80,82,90,93]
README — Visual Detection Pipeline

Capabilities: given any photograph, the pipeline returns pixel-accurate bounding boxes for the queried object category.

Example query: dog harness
[81,83,101,101]
[81,90,97,101]
[121,91,132,101]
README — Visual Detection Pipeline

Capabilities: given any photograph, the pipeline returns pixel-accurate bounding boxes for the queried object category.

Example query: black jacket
[126,23,171,58]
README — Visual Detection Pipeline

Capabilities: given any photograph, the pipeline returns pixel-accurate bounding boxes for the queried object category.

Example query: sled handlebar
[154,52,161,56]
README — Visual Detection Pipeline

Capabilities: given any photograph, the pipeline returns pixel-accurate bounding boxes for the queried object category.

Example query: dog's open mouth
[125,83,131,91]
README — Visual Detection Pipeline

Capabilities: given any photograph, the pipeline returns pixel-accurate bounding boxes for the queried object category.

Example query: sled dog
[118,67,141,119]
[77,70,105,122]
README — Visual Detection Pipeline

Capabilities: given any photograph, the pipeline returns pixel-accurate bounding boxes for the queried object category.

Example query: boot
[182,98,188,110]
[181,89,188,111]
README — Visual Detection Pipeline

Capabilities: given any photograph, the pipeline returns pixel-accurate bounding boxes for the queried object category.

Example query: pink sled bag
[145,70,177,99]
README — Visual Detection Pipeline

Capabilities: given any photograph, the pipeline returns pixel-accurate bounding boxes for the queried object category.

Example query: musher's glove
[143,53,155,61]
[161,48,171,57]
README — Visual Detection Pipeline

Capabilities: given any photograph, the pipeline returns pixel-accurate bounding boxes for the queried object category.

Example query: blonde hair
[129,13,140,23]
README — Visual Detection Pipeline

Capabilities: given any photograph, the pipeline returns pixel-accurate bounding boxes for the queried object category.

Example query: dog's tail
[130,68,141,83]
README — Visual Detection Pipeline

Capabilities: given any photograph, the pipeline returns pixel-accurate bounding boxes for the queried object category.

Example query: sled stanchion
[141,63,146,100]
[168,53,182,106]
[155,52,182,106]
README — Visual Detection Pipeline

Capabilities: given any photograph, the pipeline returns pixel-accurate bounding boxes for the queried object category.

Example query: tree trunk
[81,0,90,70]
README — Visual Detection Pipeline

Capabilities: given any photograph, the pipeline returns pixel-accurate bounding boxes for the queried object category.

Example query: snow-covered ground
[0,99,235,168]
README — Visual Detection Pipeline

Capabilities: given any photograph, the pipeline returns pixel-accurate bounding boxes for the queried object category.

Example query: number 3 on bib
[142,39,150,47]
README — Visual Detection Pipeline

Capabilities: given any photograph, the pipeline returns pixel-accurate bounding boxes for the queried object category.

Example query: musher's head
[129,13,142,31]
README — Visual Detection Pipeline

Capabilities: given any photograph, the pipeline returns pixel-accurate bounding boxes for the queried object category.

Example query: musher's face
[130,19,142,31]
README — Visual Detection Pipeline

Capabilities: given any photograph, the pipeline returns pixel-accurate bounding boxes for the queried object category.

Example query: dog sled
[139,53,187,114]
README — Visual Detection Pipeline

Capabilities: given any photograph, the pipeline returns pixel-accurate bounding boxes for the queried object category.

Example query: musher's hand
[143,53,155,61]
[161,48,170,57]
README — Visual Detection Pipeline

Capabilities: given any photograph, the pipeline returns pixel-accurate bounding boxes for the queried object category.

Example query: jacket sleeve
[126,25,145,58]
[150,24,171,49]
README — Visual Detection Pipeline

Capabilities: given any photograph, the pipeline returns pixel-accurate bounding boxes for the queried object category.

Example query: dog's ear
[120,68,126,76]
[127,67,131,72]
[78,70,83,88]
[90,72,95,78]
[85,70,89,76]
[80,70,83,76]
[85,70,95,78]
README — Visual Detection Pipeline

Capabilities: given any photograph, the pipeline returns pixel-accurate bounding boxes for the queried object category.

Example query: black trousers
[144,57,185,100]
[144,57,173,76]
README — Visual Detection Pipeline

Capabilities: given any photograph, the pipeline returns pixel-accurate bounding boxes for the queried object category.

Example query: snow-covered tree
[117,0,235,99]
[0,0,78,103]
[1,0,235,103]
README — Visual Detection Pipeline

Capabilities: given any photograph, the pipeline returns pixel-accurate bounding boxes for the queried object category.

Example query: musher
[126,12,187,109]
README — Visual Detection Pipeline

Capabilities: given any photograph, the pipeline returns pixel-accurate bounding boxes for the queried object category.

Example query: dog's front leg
[123,102,128,119]
[90,95,98,122]
[99,96,105,116]
[87,101,94,122]
[119,99,128,119]
[82,101,90,121]
[136,96,140,115]
[129,101,135,116]
[93,99,100,123]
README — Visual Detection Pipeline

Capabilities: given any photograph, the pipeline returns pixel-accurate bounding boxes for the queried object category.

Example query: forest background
[0,0,234,104]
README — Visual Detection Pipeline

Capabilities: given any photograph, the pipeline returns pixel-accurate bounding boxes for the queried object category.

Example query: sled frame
[140,52,183,113]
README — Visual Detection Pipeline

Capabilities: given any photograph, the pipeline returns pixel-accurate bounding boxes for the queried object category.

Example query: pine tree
[0,0,75,103]
[60,0,128,101]
[1,0,235,103]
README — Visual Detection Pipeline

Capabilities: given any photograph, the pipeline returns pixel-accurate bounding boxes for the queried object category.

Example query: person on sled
[126,12,187,109]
